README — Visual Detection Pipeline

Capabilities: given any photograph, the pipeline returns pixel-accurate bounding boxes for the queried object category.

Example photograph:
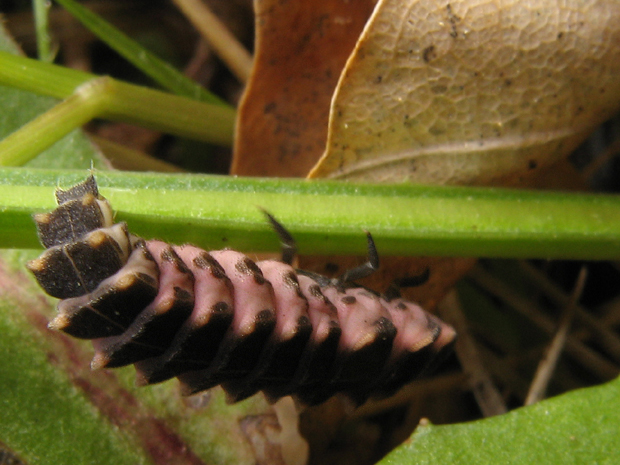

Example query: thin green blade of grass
[53,0,227,106]
[1,168,619,260]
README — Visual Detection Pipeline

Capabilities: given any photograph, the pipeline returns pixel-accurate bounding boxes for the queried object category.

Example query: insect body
[27,176,456,406]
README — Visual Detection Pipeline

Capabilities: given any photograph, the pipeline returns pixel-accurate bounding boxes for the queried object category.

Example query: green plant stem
[33,0,54,62]
[0,50,94,98]
[54,0,226,105]
[0,83,101,166]
[1,168,619,260]
[0,52,235,140]
[0,65,235,165]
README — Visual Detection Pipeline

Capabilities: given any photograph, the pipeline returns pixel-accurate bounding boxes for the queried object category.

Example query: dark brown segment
[135,300,234,384]
[368,300,449,399]
[49,302,127,339]
[282,274,342,404]
[375,323,456,400]
[299,316,396,406]
[51,240,159,338]
[343,318,404,404]
[92,286,194,368]
[223,314,313,403]
[28,227,129,299]
[337,317,396,385]
[371,345,437,398]
[35,195,109,248]
[52,271,159,339]
[65,233,126,290]
[54,175,99,204]
[90,243,195,368]
[284,323,342,405]
[27,248,85,299]
[178,308,276,395]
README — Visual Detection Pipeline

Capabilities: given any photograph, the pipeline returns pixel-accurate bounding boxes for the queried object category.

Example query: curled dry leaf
[232,0,377,176]
[309,0,620,185]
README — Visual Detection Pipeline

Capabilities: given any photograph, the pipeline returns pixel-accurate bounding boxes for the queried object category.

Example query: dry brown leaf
[231,2,620,462]
[309,0,620,185]
[232,0,376,176]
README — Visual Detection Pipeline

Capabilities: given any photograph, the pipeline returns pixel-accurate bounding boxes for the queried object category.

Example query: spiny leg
[261,209,297,265]
[337,232,379,285]
[384,268,431,301]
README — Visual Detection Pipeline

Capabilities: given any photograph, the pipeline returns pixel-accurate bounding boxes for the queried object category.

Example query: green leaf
[0,270,148,465]
[380,376,620,464]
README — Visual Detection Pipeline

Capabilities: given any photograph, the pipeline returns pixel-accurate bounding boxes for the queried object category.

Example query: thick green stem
[1,168,619,260]
[0,50,92,99]
[0,83,102,166]
[0,57,236,165]
[97,78,235,144]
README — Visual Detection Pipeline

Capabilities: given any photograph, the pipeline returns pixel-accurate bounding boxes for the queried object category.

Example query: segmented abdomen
[27,176,456,406]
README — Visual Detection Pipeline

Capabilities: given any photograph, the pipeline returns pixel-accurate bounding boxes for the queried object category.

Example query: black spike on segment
[337,232,379,285]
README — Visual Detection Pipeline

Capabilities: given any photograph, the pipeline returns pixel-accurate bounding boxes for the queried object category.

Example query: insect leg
[261,209,297,265]
[384,268,430,301]
[337,232,379,285]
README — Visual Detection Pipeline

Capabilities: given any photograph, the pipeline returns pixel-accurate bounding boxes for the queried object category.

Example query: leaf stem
[33,0,54,62]
[0,82,102,166]
[0,50,92,99]
[1,168,619,261]
[0,60,236,165]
